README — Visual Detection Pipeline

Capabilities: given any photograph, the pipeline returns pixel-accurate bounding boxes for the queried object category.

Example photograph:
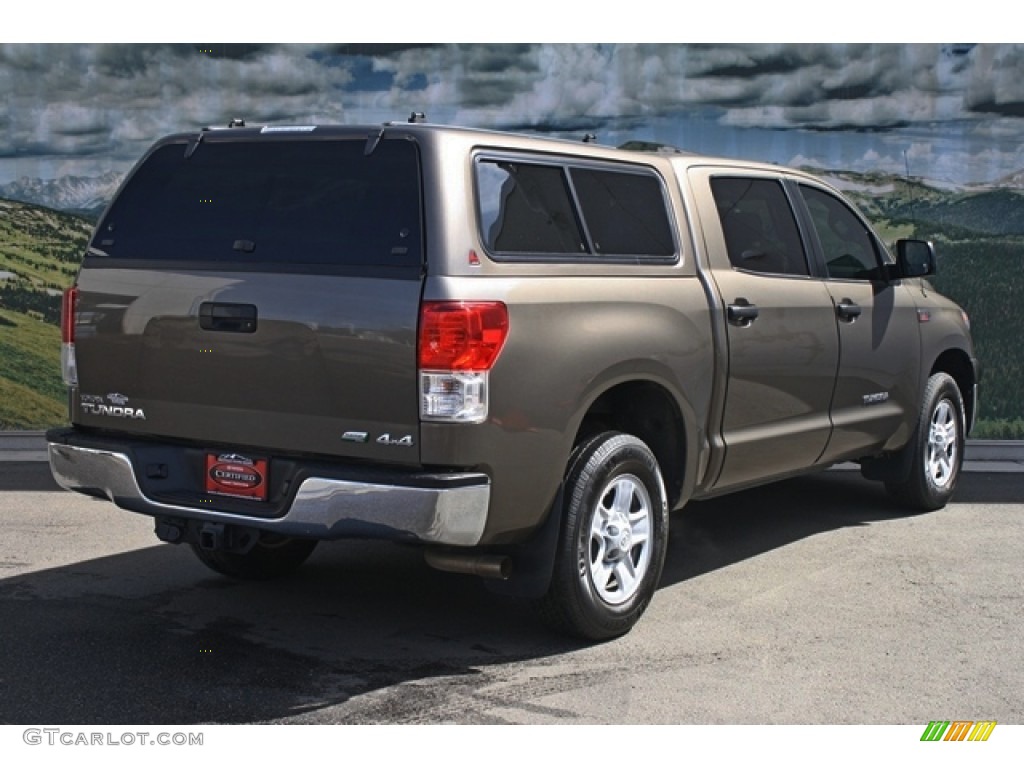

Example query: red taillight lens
[61,286,79,387]
[61,286,78,344]
[419,301,509,371]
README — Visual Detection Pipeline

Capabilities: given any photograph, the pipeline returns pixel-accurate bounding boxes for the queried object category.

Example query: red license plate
[204,452,269,501]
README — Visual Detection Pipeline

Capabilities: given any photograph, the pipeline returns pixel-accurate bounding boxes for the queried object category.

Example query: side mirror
[895,239,936,279]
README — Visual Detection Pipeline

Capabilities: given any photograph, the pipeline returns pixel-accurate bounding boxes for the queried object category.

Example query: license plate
[204,452,269,501]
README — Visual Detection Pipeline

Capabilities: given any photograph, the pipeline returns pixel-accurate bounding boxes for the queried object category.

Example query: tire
[537,432,669,641]
[189,533,317,580]
[885,372,966,511]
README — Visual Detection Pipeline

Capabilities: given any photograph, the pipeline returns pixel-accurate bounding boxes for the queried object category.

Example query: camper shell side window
[474,154,677,263]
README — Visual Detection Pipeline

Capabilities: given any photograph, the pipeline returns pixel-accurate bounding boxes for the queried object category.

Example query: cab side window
[710,177,809,277]
[799,185,881,280]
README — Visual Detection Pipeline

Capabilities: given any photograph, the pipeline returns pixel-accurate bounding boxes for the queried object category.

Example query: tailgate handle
[199,302,258,333]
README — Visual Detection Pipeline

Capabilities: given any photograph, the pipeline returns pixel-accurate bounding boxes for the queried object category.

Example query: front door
[795,183,922,462]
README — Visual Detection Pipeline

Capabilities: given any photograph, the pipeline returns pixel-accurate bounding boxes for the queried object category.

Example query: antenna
[904,149,917,233]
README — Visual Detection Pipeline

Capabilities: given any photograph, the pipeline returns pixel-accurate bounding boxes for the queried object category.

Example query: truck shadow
[0,537,570,725]
[0,469,1017,724]
[660,468,1018,587]
[662,470,905,587]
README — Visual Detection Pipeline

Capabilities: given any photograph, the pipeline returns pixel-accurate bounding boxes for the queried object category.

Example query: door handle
[836,299,862,322]
[199,302,258,333]
[727,301,759,327]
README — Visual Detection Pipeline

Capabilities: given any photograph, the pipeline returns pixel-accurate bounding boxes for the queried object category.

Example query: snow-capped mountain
[994,168,1024,189]
[0,171,123,216]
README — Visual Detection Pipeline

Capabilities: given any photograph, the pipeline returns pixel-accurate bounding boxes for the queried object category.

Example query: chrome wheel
[882,372,966,512]
[927,398,958,490]
[537,431,669,640]
[585,474,653,606]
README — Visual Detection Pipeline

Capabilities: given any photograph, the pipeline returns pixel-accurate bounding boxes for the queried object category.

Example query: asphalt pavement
[0,445,1021,725]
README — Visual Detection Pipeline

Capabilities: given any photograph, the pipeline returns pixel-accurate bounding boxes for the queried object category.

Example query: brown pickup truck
[47,119,978,639]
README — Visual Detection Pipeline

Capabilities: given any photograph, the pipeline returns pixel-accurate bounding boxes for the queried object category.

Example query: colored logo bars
[921,721,997,742]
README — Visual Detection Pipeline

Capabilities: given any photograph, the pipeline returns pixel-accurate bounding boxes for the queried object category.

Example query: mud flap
[483,485,565,600]
[860,442,915,483]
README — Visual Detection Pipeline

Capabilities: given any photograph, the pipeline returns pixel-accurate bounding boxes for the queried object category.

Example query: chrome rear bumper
[48,442,490,547]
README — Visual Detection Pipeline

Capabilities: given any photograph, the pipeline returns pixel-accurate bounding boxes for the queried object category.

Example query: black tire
[537,432,669,641]
[885,372,966,511]
[189,534,317,580]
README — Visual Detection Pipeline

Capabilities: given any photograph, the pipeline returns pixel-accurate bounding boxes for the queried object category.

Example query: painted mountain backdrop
[2,43,1024,433]
[0,172,123,219]
[1,165,1021,433]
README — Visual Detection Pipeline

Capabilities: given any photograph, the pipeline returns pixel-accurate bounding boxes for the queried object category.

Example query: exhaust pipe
[424,550,512,580]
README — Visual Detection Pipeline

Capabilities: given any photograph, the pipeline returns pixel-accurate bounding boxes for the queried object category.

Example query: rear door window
[92,138,422,267]
[710,177,810,277]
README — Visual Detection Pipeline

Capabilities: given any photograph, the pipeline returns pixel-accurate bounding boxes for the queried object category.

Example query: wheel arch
[572,377,698,511]
[930,348,977,433]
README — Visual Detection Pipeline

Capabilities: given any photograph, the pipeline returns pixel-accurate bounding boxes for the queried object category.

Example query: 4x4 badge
[376,433,414,447]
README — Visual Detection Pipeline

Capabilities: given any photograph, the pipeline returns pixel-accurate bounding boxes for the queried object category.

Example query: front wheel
[536,432,669,641]
[886,372,966,511]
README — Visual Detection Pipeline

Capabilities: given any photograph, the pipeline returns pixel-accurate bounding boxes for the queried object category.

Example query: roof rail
[618,140,686,155]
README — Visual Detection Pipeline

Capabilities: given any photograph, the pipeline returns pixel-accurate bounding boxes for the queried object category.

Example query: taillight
[60,286,78,386]
[61,286,77,344]
[419,301,508,422]
[419,301,508,370]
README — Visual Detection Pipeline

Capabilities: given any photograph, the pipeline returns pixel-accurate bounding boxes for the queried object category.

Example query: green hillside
[0,199,90,429]
[874,188,1024,238]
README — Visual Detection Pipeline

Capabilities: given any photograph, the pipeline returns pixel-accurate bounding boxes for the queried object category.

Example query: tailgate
[70,131,425,464]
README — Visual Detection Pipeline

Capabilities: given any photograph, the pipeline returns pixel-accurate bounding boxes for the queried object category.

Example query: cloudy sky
[2,43,1024,186]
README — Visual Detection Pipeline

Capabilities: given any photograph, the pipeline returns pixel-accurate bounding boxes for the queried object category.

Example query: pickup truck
[47,119,978,640]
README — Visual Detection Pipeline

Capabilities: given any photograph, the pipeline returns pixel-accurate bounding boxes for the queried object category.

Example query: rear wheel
[190,533,317,580]
[537,432,669,641]
[885,372,966,511]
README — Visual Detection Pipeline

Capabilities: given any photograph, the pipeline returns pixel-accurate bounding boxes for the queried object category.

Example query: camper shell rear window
[91,137,422,268]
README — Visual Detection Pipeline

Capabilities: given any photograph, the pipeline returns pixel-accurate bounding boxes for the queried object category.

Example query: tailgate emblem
[80,392,146,420]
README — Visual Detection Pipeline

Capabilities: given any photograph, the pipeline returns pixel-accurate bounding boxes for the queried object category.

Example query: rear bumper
[47,434,491,547]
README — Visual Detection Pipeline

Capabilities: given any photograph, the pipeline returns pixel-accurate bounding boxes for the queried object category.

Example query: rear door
[691,171,840,489]
[72,130,426,464]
